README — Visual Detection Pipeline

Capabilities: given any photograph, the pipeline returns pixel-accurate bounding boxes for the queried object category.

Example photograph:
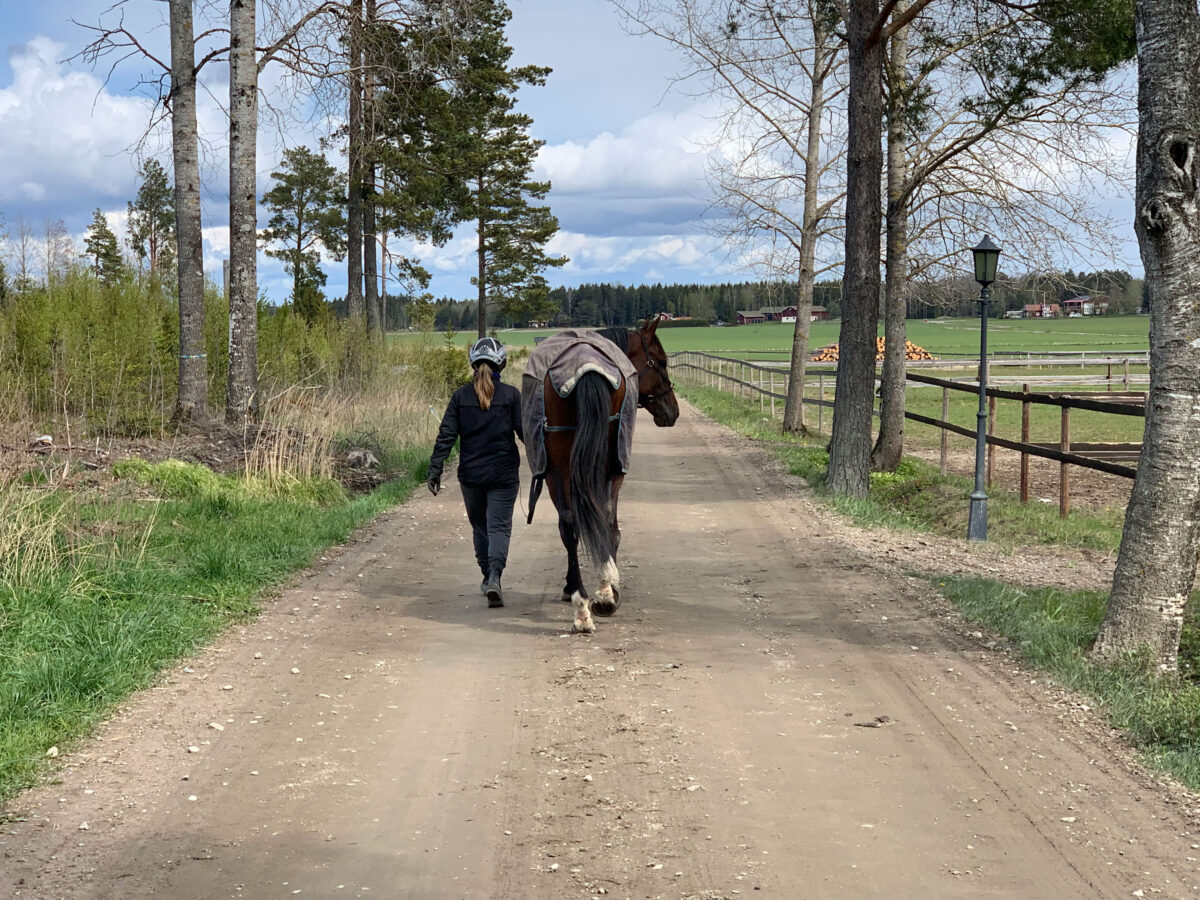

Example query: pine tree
[260,146,347,325]
[127,159,175,278]
[84,208,124,283]
[454,0,565,336]
[367,5,468,309]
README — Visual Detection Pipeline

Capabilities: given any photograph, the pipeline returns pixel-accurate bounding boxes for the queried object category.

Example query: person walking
[427,337,523,607]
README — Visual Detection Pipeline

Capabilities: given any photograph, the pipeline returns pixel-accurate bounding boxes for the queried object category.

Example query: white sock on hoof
[601,557,619,591]
[571,590,595,633]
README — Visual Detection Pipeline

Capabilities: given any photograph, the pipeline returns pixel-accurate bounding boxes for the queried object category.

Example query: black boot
[480,567,489,595]
[485,564,504,608]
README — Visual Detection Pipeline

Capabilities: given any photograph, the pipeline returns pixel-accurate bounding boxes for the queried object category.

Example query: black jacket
[429,375,523,486]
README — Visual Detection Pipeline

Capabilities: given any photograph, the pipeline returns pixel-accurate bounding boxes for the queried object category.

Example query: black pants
[460,482,519,574]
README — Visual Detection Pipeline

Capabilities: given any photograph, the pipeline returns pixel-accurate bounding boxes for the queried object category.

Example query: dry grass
[242,377,441,492]
[0,484,64,597]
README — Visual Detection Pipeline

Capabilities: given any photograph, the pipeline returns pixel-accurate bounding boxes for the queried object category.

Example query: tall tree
[41,219,72,286]
[870,0,1136,471]
[169,0,209,425]
[346,0,366,324]
[363,0,382,334]
[11,215,35,292]
[1092,0,1200,672]
[457,0,565,336]
[127,158,176,279]
[616,0,846,436]
[226,0,259,424]
[84,209,124,282]
[260,146,347,324]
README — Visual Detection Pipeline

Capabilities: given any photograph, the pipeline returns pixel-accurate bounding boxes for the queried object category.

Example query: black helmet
[469,336,507,371]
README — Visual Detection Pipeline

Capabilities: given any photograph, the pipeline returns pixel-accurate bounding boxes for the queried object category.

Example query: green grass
[396,316,1152,359]
[679,383,1125,550]
[682,378,1200,790]
[0,450,430,803]
[934,577,1200,789]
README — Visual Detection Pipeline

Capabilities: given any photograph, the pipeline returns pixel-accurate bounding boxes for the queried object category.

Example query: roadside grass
[678,379,1200,790]
[678,383,1124,550]
[0,365,451,806]
[932,577,1200,790]
[0,451,430,804]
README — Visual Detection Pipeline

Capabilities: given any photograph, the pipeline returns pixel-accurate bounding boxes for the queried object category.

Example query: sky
[0,0,734,303]
[0,0,1140,305]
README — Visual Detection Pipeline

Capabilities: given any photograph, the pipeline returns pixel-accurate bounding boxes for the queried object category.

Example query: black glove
[427,472,441,496]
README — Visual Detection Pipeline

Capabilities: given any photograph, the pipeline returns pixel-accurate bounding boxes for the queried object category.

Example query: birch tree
[169,0,208,425]
[1092,0,1200,672]
[616,0,846,435]
[871,1,1135,471]
[74,1,219,424]
[226,0,259,423]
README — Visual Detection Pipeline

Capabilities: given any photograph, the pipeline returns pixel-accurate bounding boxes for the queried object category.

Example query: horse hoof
[572,621,596,634]
[591,588,620,618]
[561,590,573,603]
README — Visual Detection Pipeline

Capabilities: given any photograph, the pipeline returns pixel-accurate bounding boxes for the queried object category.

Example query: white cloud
[547,230,722,278]
[536,107,719,198]
[0,37,162,214]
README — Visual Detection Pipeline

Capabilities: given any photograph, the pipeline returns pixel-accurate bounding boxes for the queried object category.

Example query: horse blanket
[521,329,639,481]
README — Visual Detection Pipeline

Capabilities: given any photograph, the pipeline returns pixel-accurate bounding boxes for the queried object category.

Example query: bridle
[631,330,675,410]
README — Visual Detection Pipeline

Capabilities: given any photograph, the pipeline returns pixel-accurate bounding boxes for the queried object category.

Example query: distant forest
[352,269,1146,331]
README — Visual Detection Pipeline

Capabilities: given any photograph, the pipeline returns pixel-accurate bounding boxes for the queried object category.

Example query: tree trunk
[226,0,259,424]
[782,31,832,436]
[828,0,883,498]
[362,0,380,336]
[477,176,487,339]
[783,260,815,434]
[1091,0,1200,672]
[346,0,364,324]
[168,0,208,427]
[872,11,911,472]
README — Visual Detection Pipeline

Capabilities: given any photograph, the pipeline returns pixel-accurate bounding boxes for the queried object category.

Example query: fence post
[940,386,949,477]
[1059,406,1071,518]
[1107,362,1112,392]
[759,367,765,415]
[1020,383,1030,504]
[818,373,825,434]
[1124,358,1130,390]
[987,393,996,488]
[770,370,776,418]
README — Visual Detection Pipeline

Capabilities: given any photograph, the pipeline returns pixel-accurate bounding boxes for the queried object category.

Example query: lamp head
[972,234,1001,287]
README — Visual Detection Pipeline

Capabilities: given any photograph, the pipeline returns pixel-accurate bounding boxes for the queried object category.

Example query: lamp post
[968,234,1001,542]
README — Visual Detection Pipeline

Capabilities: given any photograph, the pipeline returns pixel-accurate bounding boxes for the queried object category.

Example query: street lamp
[967,234,1001,542]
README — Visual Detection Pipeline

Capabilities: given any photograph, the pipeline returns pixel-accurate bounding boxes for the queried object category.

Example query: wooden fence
[670,350,1147,517]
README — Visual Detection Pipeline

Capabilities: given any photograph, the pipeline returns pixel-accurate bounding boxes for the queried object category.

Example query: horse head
[630,316,679,427]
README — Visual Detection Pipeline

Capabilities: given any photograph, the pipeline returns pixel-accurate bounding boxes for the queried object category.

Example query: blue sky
[0,1,1140,303]
[0,0,733,303]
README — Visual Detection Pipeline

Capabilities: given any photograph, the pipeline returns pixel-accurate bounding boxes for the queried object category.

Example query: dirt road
[3,400,1200,899]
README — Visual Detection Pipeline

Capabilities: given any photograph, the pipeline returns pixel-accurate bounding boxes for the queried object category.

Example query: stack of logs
[810,338,935,362]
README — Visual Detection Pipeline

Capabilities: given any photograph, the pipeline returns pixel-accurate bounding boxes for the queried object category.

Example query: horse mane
[595,326,630,353]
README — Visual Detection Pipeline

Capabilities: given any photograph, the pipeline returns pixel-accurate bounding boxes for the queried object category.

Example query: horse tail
[570,371,616,570]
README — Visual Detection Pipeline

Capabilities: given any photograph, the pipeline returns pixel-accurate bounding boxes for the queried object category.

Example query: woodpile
[810,338,935,362]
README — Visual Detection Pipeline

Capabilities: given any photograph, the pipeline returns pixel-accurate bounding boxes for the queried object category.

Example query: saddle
[521,330,639,523]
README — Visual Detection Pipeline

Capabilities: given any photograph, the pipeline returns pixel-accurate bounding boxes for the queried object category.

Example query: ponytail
[473,364,496,411]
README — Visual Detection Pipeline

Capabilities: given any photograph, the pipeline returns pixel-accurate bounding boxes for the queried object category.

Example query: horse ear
[641,315,660,339]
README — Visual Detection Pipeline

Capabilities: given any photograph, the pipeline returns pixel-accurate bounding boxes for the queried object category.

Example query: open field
[396,314,1152,358]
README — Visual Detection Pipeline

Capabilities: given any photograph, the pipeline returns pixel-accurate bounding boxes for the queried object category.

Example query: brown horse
[541,318,679,633]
